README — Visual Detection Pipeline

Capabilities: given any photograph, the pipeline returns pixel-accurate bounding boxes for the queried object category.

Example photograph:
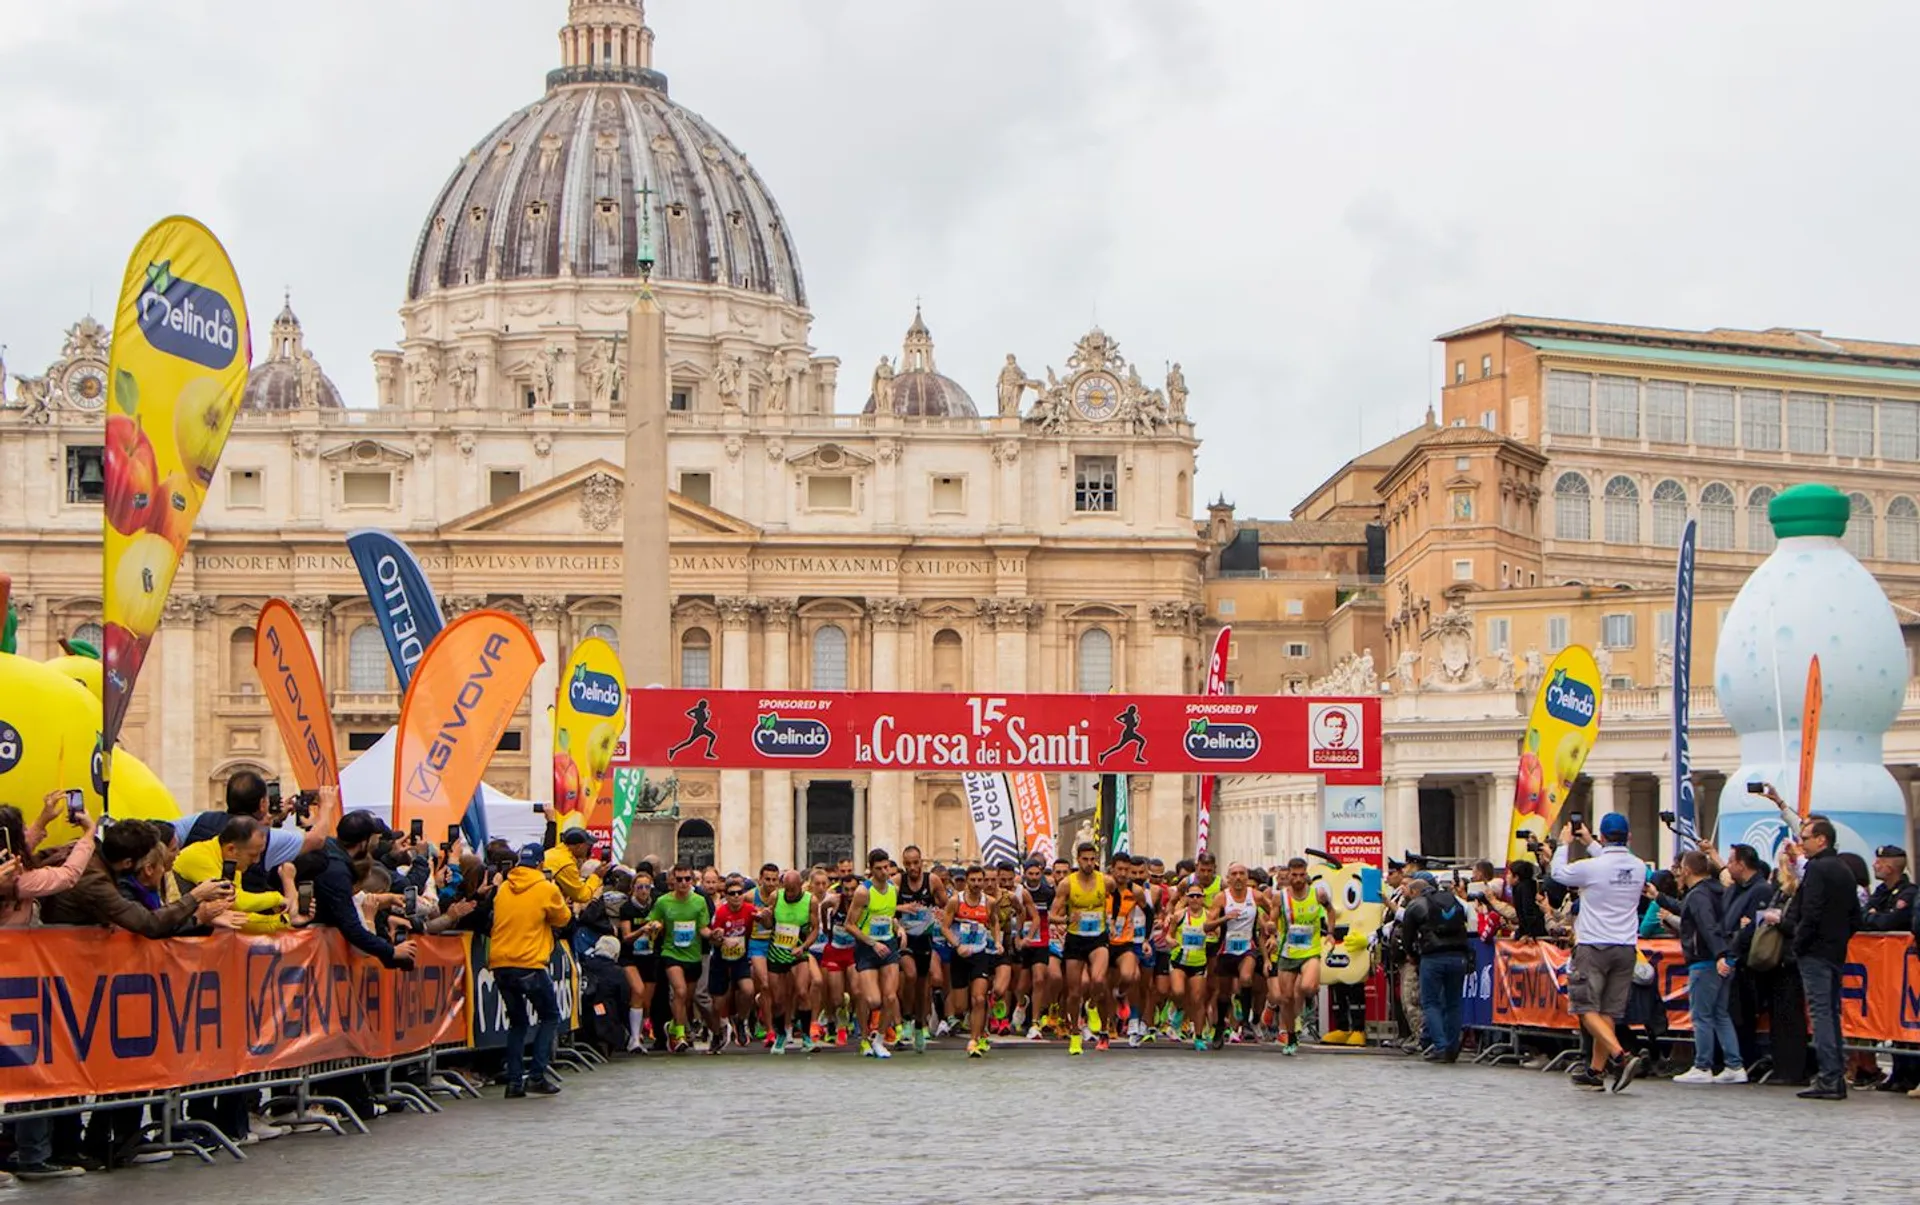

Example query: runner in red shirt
[708,877,759,1052]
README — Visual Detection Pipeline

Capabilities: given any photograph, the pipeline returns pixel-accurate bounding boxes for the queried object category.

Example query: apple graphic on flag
[103,414,159,536]
[107,532,176,637]
[148,470,195,552]
[101,621,146,700]
[553,751,582,814]
[587,722,618,780]
[173,375,233,489]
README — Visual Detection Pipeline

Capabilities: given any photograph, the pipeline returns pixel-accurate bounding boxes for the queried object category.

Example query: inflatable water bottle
[1713,483,1910,857]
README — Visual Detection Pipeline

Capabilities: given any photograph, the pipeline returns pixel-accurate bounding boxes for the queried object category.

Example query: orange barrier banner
[1491,934,1920,1042]
[0,928,469,1104]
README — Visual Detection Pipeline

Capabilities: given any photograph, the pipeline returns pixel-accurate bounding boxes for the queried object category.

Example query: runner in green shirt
[645,864,713,1053]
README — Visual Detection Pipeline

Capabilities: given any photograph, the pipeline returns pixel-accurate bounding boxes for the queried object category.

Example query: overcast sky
[6,1,1920,516]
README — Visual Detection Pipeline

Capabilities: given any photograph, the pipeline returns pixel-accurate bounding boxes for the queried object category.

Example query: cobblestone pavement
[29,1045,1913,1203]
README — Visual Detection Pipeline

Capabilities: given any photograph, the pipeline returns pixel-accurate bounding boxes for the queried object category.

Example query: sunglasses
[725,889,743,897]
[673,875,693,883]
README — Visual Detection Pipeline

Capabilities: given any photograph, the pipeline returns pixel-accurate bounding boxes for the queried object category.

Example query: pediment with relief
[439,459,759,540]
[786,442,873,471]
[319,439,414,468]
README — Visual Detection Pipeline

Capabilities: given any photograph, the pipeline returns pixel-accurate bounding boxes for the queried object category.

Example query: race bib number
[903,905,935,936]
[957,919,987,951]
[1284,924,1314,956]
[868,916,894,942]
[774,922,802,951]
[632,934,654,957]
[831,928,856,949]
[1182,927,1206,952]
[672,920,696,948]
[1225,933,1252,956]
[722,934,747,960]
[1074,910,1103,937]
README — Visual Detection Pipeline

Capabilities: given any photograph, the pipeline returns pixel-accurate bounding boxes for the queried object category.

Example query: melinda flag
[103,218,251,767]
[1671,520,1698,852]
[346,529,488,847]
[254,599,339,791]
[393,610,543,841]
[554,637,625,828]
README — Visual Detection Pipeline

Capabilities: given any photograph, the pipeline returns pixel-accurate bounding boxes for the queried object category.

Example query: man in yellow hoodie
[544,827,601,905]
[492,843,573,1098]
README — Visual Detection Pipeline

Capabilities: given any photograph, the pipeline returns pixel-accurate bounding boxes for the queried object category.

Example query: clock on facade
[1072,372,1121,421]
[59,361,107,411]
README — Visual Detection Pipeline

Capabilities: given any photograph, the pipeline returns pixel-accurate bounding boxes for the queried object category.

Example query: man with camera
[1549,812,1646,1093]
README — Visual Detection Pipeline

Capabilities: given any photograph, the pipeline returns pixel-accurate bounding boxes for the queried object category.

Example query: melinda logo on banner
[962,773,1022,867]
[102,218,251,772]
[625,690,1382,782]
[1321,783,1384,868]
[346,529,488,847]
[554,638,626,829]
[394,610,544,839]
[1195,626,1231,854]
[1506,647,1604,866]
[1007,772,1054,862]
[253,599,339,790]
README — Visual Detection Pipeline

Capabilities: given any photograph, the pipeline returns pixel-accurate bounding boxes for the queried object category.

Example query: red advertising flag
[624,689,1380,782]
[254,599,340,790]
[1196,626,1231,854]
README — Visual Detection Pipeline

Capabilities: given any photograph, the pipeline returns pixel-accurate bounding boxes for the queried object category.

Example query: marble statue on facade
[714,356,744,412]
[1522,646,1545,694]
[1595,643,1614,683]
[297,351,322,409]
[765,355,788,413]
[1392,649,1421,692]
[581,341,616,409]
[1654,646,1675,688]
[1166,362,1188,418]
[869,356,894,414]
[997,354,1033,417]
[452,350,480,408]
[14,376,49,423]
[409,352,440,407]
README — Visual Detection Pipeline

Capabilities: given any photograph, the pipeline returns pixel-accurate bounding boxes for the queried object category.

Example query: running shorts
[1062,934,1105,964]
[855,940,901,973]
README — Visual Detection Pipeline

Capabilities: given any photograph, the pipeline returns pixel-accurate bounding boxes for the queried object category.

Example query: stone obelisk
[620,185,673,865]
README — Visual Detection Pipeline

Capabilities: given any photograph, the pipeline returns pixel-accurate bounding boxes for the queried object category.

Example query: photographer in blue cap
[1549,811,1647,1093]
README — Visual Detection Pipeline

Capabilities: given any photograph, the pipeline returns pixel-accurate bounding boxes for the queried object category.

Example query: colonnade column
[1385,775,1421,860]
[716,597,754,869]
[1490,773,1517,863]
[758,598,796,866]
[155,595,209,809]
[525,597,567,807]
[866,598,916,853]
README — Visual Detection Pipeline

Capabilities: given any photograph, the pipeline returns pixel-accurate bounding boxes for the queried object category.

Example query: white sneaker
[249,1116,288,1142]
[871,1037,892,1060]
[1713,1067,1749,1084]
[1027,1025,1043,1041]
[1671,1067,1716,1084]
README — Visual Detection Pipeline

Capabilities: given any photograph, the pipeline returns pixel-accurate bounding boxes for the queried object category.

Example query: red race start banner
[623,690,1380,782]
[0,928,470,1104]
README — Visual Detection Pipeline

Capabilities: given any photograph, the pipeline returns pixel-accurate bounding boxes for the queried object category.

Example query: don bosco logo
[1543,668,1598,727]
[1183,718,1260,762]
[1308,703,1363,768]
[135,260,240,369]
[567,665,622,716]
[753,712,830,758]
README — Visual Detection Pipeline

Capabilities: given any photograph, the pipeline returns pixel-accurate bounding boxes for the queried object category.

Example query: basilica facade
[0,0,1206,870]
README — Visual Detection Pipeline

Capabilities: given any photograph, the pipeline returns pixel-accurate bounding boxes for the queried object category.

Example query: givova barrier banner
[468,942,581,1050]
[0,929,470,1104]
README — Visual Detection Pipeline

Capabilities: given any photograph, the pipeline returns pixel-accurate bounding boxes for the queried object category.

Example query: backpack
[1746,915,1785,972]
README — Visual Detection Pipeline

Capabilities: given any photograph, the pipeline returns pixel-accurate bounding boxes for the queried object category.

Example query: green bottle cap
[1768,482,1850,540]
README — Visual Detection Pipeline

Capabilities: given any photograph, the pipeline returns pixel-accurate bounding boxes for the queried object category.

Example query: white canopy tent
[338,727,548,849]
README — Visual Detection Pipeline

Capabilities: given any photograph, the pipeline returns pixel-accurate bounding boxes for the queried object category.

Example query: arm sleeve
[1547,844,1590,889]
[98,881,200,938]
[12,836,94,900]
[544,885,573,930]
[1697,897,1730,959]
[316,865,398,963]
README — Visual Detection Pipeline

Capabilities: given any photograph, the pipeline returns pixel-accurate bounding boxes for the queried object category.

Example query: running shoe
[772,1034,788,1056]
[1086,1004,1103,1034]
[1325,1029,1351,1045]
[968,1040,985,1059]
[835,1025,849,1047]
[626,1034,647,1054]
[709,1027,730,1055]
[809,1020,825,1043]
[1345,1031,1366,1047]
[799,1034,817,1054]
[872,1036,893,1060]
[914,1024,928,1054]
[1027,1025,1044,1041]
[1095,1034,1110,1052]
[1227,1029,1243,1045]
[1068,1034,1084,1056]
[1607,1053,1639,1094]
[935,1018,953,1038]
[1194,1037,1209,1052]
[1127,1030,1142,1049]
[884,1025,899,1045]
[1282,1038,1298,1056]
[670,1038,691,1054]
[1569,1065,1607,1090]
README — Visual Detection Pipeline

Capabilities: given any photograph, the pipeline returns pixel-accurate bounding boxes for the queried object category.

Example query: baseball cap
[1599,813,1630,841]
[1411,870,1438,886]
[560,828,593,846]
[1876,844,1907,859]
[517,843,545,868]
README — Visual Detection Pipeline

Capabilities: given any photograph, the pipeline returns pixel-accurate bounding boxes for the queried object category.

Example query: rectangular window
[1602,612,1635,648]
[1262,814,1278,859]
[1480,409,1497,430]
[1645,380,1687,444]
[1285,642,1310,659]
[1486,617,1511,653]
[929,474,965,514]
[680,642,712,689]
[1073,456,1118,513]
[1693,385,1735,447]
[488,469,522,507]
[1740,388,1781,451]
[806,475,854,510]
[65,446,105,504]
[1481,354,1493,379]
[669,389,691,413]
[346,731,383,753]
[1595,376,1639,439]
[1546,371,1591,436]
[1547,616,1569,652]
[1286,599,1304,616]
[1452,559,1473,581]
[495,730,523,753]
[1218,598,1236,616]
[342,470,393,507]
[1883,401,1920,461]
[227,468,263,508]
[1656,609,1675,647]
[678,470,713,507]
[1833,396,1874,457]
[1787,393,1827,454]
[1454,361,1466,384]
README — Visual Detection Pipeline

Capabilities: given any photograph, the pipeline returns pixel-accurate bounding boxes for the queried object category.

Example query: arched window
[1603,475,1640,544]
[931,628,964,692]
[1651,479,1688,547]
[229,627,256,695]
[584,622,619,653]
[1699,483,1735,551]
[1887,496,1919,563]
[1553,472,1591,541]
[1845,492,1875,560]
[679,628,712,689]
[1077,627,1114,693]
[1748,486,1777,553]
[71,622,103,653]
[812,624,848,690]
[347,625,390,692]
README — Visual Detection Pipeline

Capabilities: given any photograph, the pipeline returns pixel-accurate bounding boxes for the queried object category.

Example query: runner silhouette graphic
[1098,703,1149,765]
[668,698,719,761]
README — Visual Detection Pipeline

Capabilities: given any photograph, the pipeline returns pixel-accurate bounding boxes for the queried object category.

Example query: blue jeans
[1687,963,1741,1071]
[1419,951,1467,1054]
[496,966,560,1087]
[1798,957,1844,1085]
